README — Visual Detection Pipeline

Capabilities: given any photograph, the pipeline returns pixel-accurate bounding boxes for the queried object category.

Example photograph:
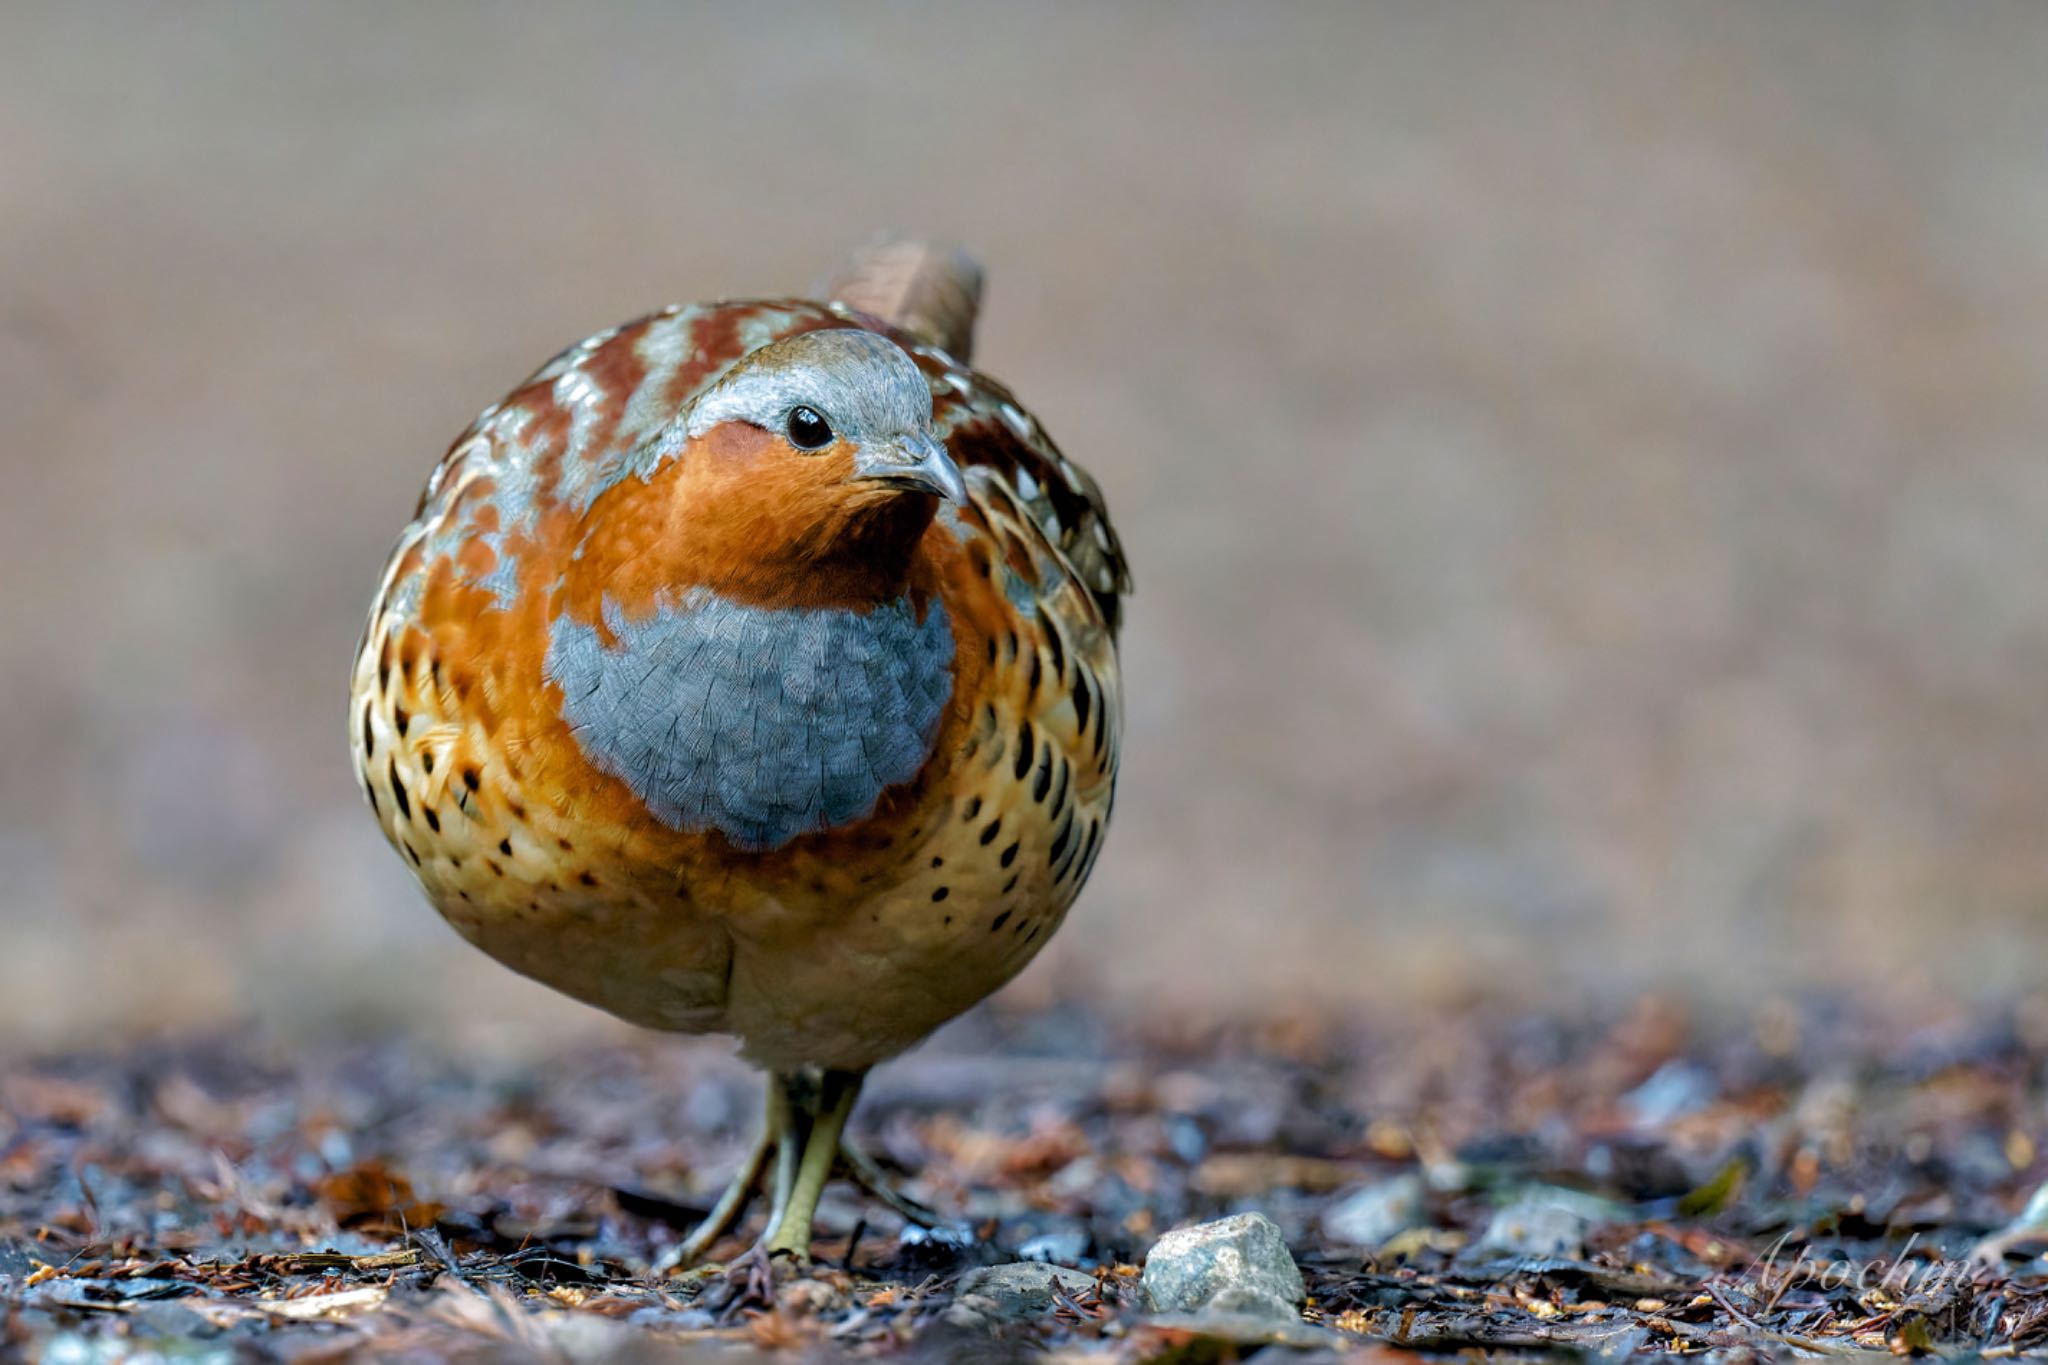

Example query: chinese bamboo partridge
[348,242,1127,1263]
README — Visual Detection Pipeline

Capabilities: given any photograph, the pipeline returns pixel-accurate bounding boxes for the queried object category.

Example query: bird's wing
[908,346,1130,640]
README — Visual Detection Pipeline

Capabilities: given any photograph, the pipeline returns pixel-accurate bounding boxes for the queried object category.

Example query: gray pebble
[954,1261,1098,1319]
[1479,1186,1630,1258]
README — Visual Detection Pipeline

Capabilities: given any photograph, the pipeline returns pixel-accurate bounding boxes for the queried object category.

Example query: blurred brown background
[6,3,2048,1045]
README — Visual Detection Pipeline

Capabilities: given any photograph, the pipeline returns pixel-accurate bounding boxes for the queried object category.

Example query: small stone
[1321,1173,1426,1247]
[1017,1226,1090,1265]
[1622,1061,1715,1127]
[954,1261,1098,1319]
[0,1241,38,1284]
[1142,1212,1305,1315]
[1478,1186,1629,1259]
[896,1221,979,1274]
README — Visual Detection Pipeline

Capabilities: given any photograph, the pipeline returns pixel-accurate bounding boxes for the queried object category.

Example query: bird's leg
[837,1137,940,1228]
[651,1077,791,1274]
[760,1071,813,1242]
[658,1068,943,1273]
[760,1068,863,1259]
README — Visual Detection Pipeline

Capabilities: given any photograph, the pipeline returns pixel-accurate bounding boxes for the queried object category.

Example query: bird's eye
[785,406,833,451]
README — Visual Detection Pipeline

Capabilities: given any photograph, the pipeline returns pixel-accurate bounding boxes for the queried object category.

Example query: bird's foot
[837,1138,940,1229]
[650,1067,948,1275]
[648,1126,774,1276]
[695,1242,792,1321]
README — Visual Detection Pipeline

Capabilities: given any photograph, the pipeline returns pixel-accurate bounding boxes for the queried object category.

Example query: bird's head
[688,327,965,503]
[580,328,967,609]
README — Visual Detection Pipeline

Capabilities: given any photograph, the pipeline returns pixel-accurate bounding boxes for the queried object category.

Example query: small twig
[410,1227,471,1291]
[1707,1282,1859,1356]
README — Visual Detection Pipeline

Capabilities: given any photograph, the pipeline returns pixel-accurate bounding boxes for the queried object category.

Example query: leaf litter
[6,993,2048,1360]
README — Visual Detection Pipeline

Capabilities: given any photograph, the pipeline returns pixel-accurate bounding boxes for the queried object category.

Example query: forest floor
[7,994,2048,1362]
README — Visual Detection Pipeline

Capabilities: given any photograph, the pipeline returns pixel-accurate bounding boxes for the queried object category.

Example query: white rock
[1322,1173,1427,1247]
[1142,1212,1304,1317]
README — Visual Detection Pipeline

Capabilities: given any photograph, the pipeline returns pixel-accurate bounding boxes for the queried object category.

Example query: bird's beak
[854,432,967,504]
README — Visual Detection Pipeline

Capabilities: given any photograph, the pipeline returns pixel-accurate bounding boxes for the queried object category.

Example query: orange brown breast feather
[347,243,1127,1263]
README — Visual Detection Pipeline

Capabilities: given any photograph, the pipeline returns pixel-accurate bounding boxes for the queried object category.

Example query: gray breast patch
[545,588,954,851]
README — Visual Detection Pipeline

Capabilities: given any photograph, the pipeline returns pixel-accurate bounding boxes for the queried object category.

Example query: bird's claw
[697,1242,793,1321]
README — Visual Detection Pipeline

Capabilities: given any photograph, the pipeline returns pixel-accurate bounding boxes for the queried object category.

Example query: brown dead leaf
[313,1160,445,1234]
[2,1073,115,1127]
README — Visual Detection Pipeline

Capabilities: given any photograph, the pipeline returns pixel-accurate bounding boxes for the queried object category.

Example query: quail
[348,241,1127,1263]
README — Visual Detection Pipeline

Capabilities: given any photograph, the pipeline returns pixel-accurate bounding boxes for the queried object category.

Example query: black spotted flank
[1000,840,1019,869]
[1014,723,1034,780]
[423,807,441,833]
[991,910,1012,932]
[498,838,512,857]
[1001,873,1019,894]
[1028,650,1043,695]
[360,700,374,756]
[932,886,950,903]
[1043,620,1066,678]
[1050,757,1070,813]
[1033,751,1053,802]
[422,750,435,774]
[463,767,481,792]
[980,817,1002,846]
[962,795,982,821]
[1063,814,1102,885]
[393,704,410,738]
[387,759,411,822]
[1073,670,1093,736]
[931,855,944,869]
[1047,814,1073,866]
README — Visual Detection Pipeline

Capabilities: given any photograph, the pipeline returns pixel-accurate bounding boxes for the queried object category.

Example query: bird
[347,241,1128,1266]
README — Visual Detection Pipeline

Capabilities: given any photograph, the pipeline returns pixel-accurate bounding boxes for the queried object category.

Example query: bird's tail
[824,238,983,363]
